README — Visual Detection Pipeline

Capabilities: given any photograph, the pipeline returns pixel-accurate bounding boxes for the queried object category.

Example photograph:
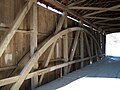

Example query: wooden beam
[0,27,33,34]
[84,5,120,17]
[95,23,120,26]
[94,17,120,24]
[0,0,34,58]
[68,31,80,72]
[84,33,92,64]
[63,12,69,75]
[80,31,84,68]
[30,2,38,90]
[104,28,120,31]
[84,16,112,20]
[84,28,102,54]
[0,66,16,71]
[0,55,101,87]
[54,12,67,34]
[90,38,94,57]
[68,6,120,11]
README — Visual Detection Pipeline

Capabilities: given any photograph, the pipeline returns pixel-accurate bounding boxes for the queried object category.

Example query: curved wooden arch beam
[10,27,101,90]
[10,27,83,90]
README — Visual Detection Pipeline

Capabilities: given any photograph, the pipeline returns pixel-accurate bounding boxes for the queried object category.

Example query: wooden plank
[0,0,34,58]
[80,31,84,68]
[84,5,120,17]
[39,12,66,85]
[30,2,38,90]
[68,31,80,72]
[84,33,92,64]
[0,55,101,87]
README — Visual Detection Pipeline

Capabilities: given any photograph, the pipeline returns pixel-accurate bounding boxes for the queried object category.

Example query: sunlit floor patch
[35,57,120,90]
[56,77,120,90]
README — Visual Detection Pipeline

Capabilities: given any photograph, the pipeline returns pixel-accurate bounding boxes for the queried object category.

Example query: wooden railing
[0,54,103,87]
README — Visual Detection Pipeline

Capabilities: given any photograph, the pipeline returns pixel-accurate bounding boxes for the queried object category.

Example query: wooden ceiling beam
[68,6,120,11]
[42,0,102,32]
[94,17,120,24]
[87,0,120,5]
[84,5,120,17]
[95,23,120,26]
[84,16,112,20]
[67,0,86,7]
[104,28,120,31]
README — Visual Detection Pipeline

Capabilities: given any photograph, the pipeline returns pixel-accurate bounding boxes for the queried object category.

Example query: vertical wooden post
[90,37,94,63]
[30,2,38,90]
[103,34,106,55]
[80,31,84,68]
[94,38,98,61]
[84,33,92,64]
[63,12,68,75]
[68,31,80,72]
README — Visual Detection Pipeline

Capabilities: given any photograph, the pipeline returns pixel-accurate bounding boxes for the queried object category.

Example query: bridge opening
[106,33,120,57]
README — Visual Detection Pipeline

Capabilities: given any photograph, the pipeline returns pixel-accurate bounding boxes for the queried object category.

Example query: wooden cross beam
[0,0,34,58]
[68,31,80,72]
[84,33,92,64]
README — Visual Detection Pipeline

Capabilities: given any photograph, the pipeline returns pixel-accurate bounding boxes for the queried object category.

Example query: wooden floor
[35,56,120,90]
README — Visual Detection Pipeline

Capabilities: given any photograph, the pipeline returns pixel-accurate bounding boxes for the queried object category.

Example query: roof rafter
[68,6,120,11]
[95,23,120,26]
[94,16,120,24]
[83,5,120,17]
[84,16,112,20]
[67,0,86,7]
[104,28,120,31]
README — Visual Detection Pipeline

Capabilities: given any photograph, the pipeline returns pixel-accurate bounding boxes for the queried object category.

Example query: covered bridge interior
[0,0,120,90]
